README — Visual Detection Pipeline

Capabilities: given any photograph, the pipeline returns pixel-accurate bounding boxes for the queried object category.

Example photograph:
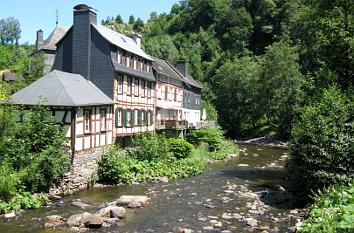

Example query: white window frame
[84,110,91,133]
[134,78,139,96]
[117,75,123,94]
[100,109,106,131]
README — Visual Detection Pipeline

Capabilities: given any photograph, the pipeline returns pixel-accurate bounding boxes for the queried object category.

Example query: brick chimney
[36,30,44,50]
[72,4,97,80]
[176,60,188,77]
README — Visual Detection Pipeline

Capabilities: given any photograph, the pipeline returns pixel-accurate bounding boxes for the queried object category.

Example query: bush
[97,145,207,184]
[186,128,226,152]
[0,192,48,214]
[300,182,354,233]
[209,140,238,160]
[287,87,354,197]
[167,138,194,159]
[0,163,20,202]
[21,146,69,192]
[131,134,170,161]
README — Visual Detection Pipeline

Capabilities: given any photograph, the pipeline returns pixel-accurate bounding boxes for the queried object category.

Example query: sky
[1,0,179,44]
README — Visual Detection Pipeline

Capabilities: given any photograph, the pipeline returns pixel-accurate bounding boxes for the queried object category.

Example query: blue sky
[1,0,178,44]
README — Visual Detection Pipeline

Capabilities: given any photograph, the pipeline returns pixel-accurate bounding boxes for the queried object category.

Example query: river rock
[159,176,169,183]
[84,214,103,228]
[97,206,126,218]
[71,201,91,208]
[45,215,66,227]
[110,206,126,218]
[67,212,92,227]
[237,164,249,167]
[116,195,149,208]
[221,213,234,220]
[4,212,16,219]
[245,217,258,227]
[177,228,193,233]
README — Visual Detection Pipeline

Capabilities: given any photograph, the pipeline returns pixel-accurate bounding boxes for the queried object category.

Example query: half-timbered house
[52,4,155,142]
[11,70,114,154]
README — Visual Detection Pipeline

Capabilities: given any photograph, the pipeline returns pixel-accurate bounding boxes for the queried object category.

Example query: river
[0,144,304,232]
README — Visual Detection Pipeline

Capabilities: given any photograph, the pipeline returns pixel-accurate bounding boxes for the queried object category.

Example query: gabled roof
[41,26,69,51]
[92,24,153,61]
[11,70,113,107]
[153,59,202,89]
[152,58,185,84]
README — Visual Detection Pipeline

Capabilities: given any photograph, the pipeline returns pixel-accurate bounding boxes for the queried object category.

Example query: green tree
[115,14,123,24]
[128,15,136,25]
[143,34,179,64]
[0,17,21,44]
[287,87,354,198]
[259,40,305,138]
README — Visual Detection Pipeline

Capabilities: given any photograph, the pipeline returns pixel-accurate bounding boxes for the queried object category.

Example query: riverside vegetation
[0,105,69,214]
[97,128,238,184]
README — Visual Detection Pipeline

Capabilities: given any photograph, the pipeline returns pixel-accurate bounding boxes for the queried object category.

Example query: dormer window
[126,55,130,67]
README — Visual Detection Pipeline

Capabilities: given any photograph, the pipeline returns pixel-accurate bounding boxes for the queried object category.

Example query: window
[127,77,132,95]
[115,108,122,128]
[141,80,145,97]
[126,55,130,67]
[100,109,106,131]
[117,75,123,94]
[174,88,177,101]
[140,60,143,71]
[127,110,131,127]
[164,86,168,100]
[121,52,126,65]
[188,93,191,103]
[147,81,152,98]
[134,78,139,96]
[134,110,138,126]
[141,110,145,125]
[84,110,91,133]
[130,55,134,68]
[133,57,137,70]
[117,51,121,64]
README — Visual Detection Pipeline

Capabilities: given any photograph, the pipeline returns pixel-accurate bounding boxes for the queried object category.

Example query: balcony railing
[155,119,188,130]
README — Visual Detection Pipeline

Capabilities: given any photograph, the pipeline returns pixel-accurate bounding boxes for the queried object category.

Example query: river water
[1,144,304,232]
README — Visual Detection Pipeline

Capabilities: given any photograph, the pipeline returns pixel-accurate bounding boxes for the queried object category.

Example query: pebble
[203,226,214,230]
[207,216,218,219]
[237,164,249,167]
[4,212,16,219]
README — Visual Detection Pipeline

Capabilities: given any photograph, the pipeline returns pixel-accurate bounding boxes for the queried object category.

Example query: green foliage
[0,192,48,214]
[187,128,225,152]
[167,138,194,159]
[97,144,206,184]
[0,105,69,210]
[209,140,238,160]
[0,17,21,44]
[287,87,354,197]
[130,133,170,162]
[300,182,354,233]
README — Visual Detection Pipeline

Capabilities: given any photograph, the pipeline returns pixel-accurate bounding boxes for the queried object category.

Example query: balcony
[155,119,188,130]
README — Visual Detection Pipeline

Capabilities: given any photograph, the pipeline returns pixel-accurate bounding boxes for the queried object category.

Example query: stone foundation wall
[49,147,106,196]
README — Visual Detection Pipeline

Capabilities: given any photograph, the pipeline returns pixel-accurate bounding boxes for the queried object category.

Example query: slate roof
[11,70,113,107]
[152,58,185,84]
[93,24,153,61]
[153,59,202,89]
[40,26,69,51]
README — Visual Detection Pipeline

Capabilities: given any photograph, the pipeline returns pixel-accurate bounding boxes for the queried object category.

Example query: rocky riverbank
[235,136,288,149]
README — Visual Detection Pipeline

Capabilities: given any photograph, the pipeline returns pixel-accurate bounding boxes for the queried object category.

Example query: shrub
[287,87,354,197]
[167,138,194,159]
[209,140,238,160]
[186,128,226,152]
[0,192,48,214]
[0,163,20,202]
[300,182,354,233]
[21,146,69,192]
[97,146,135,184]
[131,134,171,161]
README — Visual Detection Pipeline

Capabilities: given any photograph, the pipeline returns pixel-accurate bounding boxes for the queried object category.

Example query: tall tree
[0,17,21,44]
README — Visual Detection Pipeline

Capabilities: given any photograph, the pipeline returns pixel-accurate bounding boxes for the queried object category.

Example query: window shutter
[132,110,135,127]
[123,109,127,127]
[145,111,148,126]
[115,109,118,128]
[138,110,142,126]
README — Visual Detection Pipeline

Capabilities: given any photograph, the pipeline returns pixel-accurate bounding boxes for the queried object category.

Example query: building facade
[18,4,202,152]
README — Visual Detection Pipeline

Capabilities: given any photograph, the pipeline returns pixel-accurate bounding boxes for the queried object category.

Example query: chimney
[36,30,44,50]
[72,4,97,80]
[128,33,142,48]
[176,60,188,77]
